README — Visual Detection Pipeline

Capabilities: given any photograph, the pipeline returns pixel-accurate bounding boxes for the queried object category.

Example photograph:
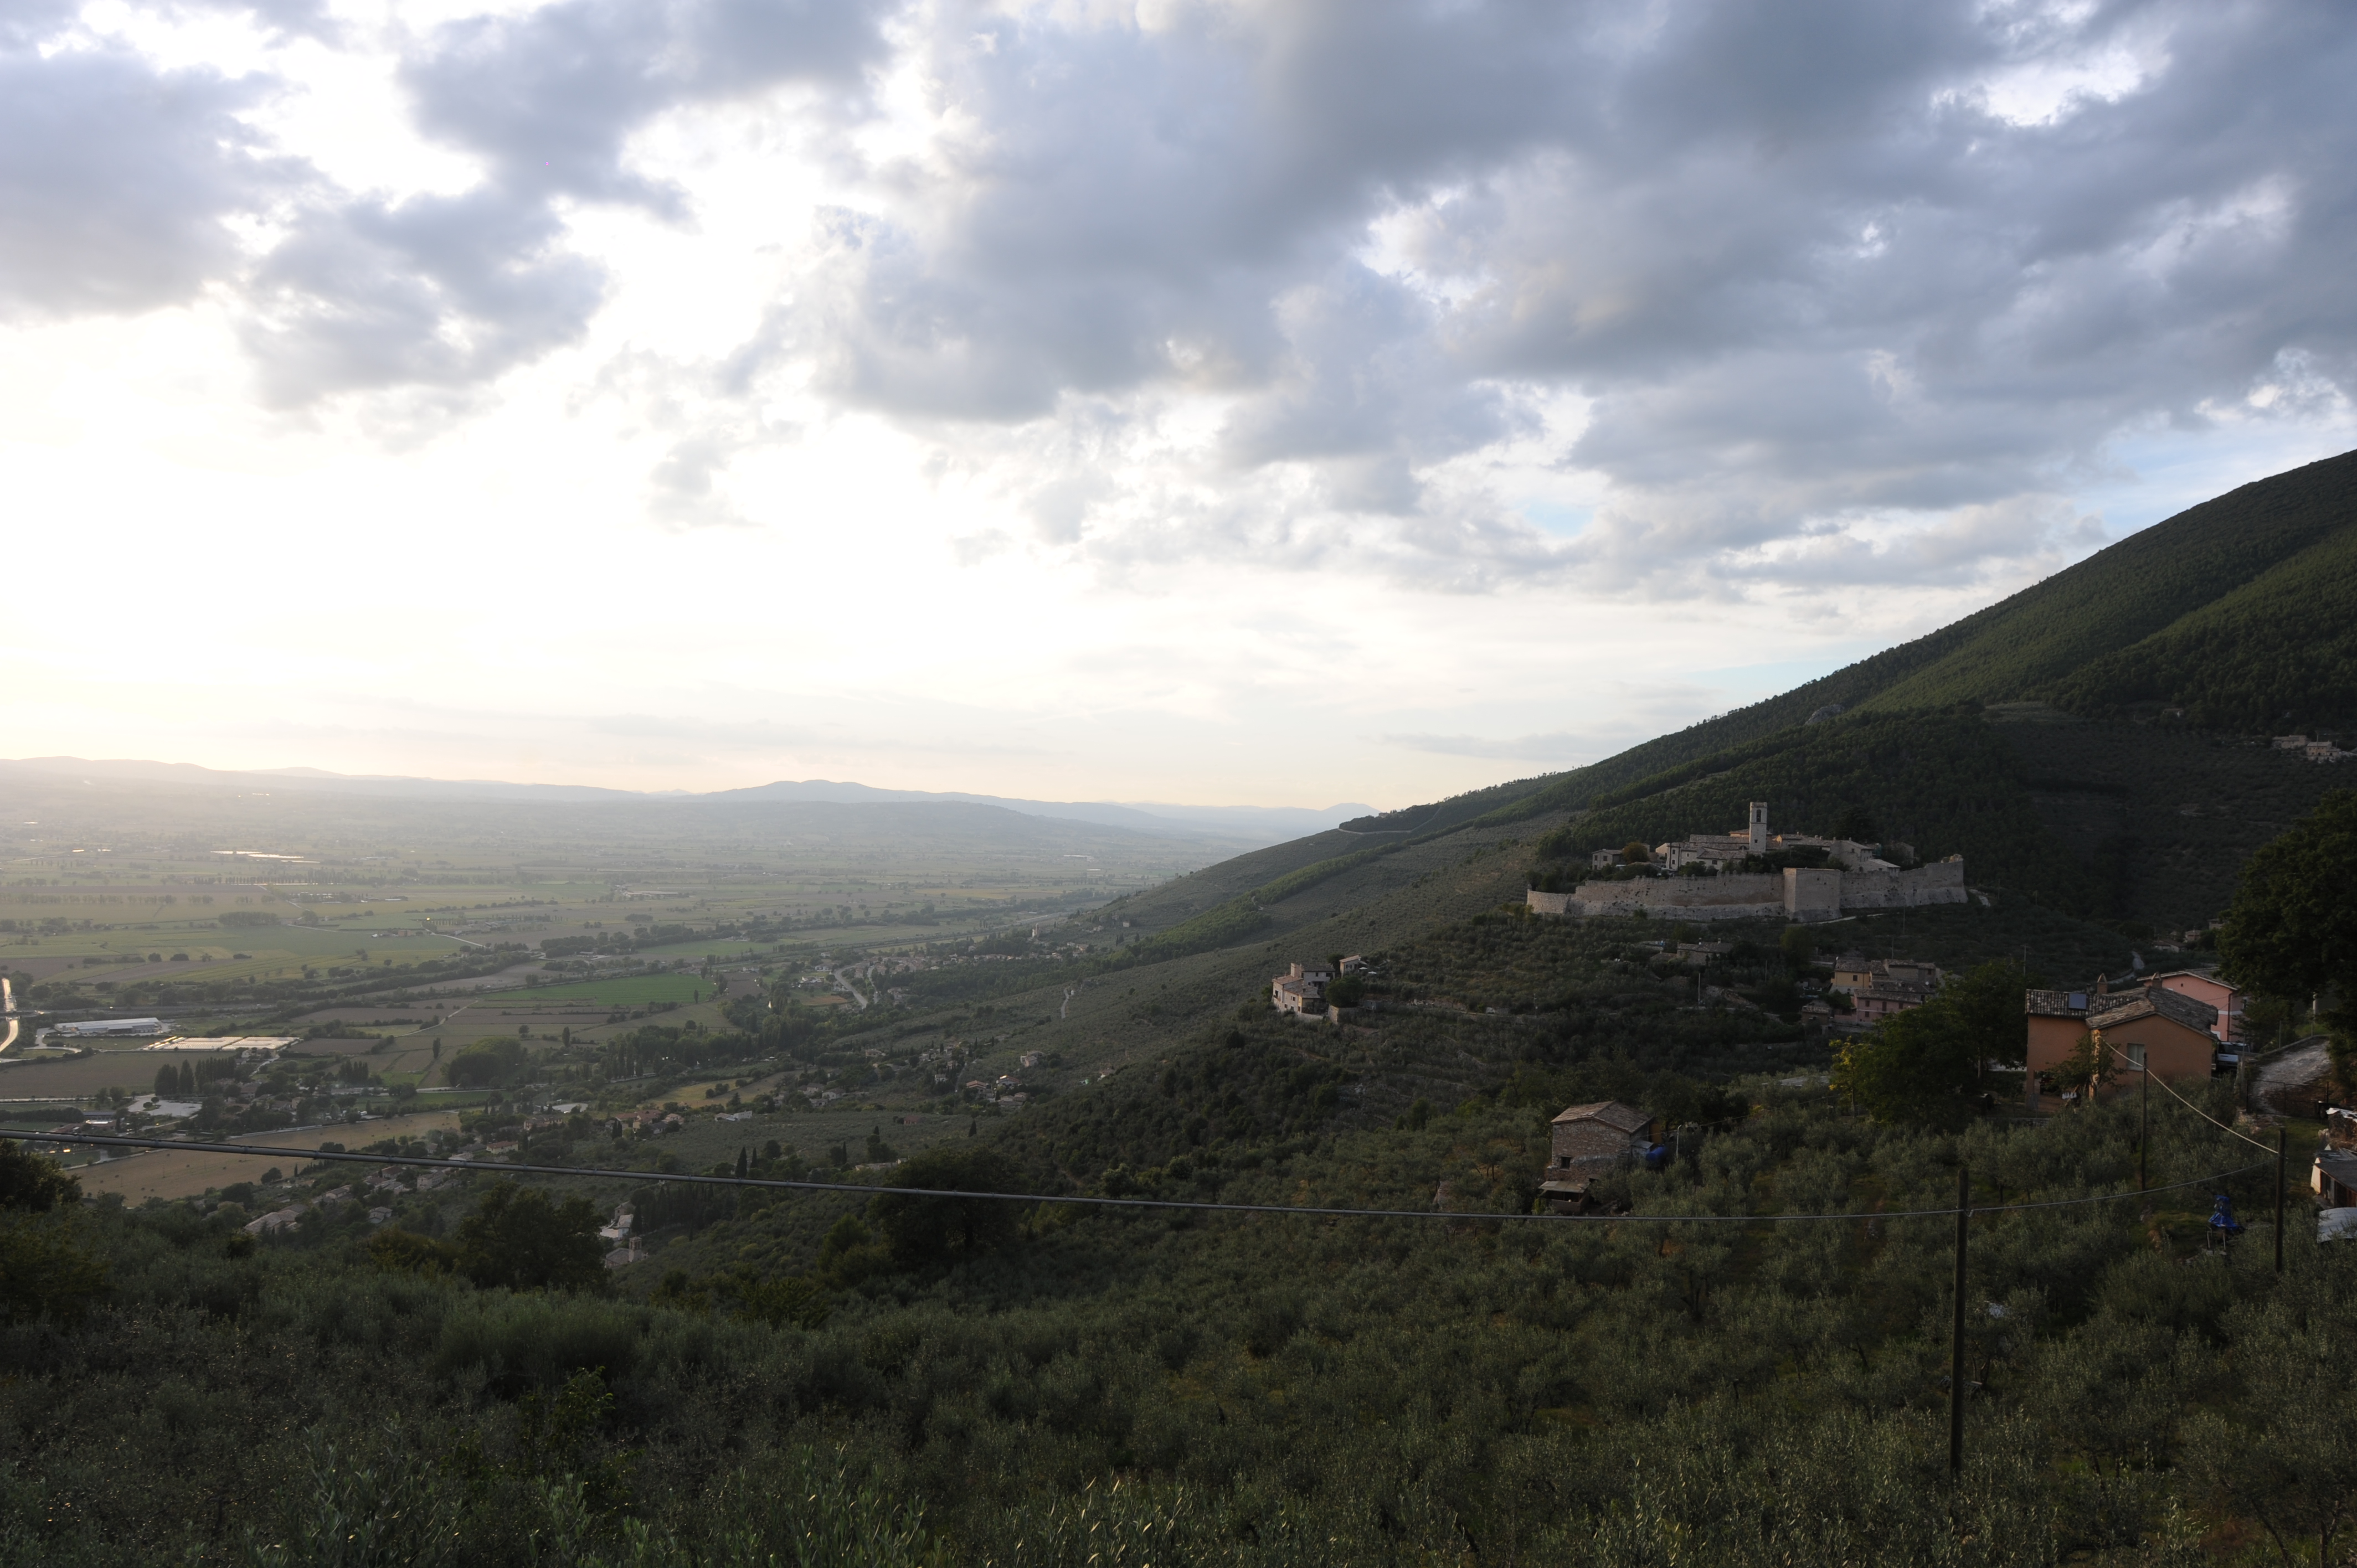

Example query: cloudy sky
[4,0,2352,807]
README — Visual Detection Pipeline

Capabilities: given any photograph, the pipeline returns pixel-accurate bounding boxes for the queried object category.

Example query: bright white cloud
[1,0,2353,806]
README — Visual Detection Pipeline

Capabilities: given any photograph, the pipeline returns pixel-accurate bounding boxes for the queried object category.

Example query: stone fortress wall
[1527,804,1968,924]
[1526,875,1784,921]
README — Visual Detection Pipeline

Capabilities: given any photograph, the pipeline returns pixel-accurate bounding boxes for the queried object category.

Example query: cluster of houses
[1798,953,2250,1095]
[1617,803,1914,874]
[241,1173,407,1237]
[2023,969,2246,1097]
[2273,734,2354,764]
[612,1108,689,1136]
[963,1074,1029,1106]
[1793,952,1948,1033]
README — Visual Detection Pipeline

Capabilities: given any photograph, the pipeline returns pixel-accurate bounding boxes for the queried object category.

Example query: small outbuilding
[2316,1149,2357,1210]
[1546,1101,1654,1178]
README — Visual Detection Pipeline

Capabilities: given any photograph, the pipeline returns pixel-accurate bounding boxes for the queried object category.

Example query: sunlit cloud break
[1,0,2353,802]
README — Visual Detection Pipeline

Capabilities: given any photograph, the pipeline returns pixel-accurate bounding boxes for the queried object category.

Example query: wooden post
[1949,1163,1969,1477]
[2275,1126,2287,1275]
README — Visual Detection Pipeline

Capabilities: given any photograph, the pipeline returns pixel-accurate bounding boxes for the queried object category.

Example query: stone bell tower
[1748,801,1769,855]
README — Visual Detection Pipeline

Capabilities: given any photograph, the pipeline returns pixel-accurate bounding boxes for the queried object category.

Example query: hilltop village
[1264,798,2344,1219]
[1524,802,1968,921]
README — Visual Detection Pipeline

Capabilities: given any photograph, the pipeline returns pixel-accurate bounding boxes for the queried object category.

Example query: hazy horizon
[0,751,1376,817]
[6,2,2353,803]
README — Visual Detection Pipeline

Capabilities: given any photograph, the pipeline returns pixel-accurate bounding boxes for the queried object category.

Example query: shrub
[450,1182,605,1293]
[867,1146,1022,1265]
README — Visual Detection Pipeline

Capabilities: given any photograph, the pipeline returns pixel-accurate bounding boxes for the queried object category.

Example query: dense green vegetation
[1860,448,2357,719]
[1358,448,2356,848]
[6,1067,2347,1566]
[2218,788,2357,1087]
[23,884,2334,1564]
[2045,523,2357,729]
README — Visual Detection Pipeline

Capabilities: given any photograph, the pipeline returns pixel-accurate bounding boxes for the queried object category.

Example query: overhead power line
[2099,1038,2278,1153]
[0,1129,2272,1226]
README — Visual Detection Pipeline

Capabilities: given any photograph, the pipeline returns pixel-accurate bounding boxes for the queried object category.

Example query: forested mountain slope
[2041,517,2357,729]
[1343,448,2357,840]
[1860,446,2357,720]
[1181,449,2356,934]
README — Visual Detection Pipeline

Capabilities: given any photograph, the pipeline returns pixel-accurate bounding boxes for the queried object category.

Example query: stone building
[1537,1101,1655,1211]
[1651,801,1900,874]
[1271,961,1332,1017]
[1530,803,1965,923]
[1545,1101,1654,1177]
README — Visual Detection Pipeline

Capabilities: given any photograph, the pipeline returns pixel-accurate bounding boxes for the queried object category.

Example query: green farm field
[70,1108,466,1201]
[469,974,709,1007]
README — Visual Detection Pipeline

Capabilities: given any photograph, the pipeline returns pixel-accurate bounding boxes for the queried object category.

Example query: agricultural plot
[470,973,709,1007]
[630,938,768,960]
[70,1108,463,1201]
[0,772,1259,1117]
[0,1052,188,1100]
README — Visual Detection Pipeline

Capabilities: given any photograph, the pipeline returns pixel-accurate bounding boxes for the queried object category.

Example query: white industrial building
[50,1016,167,1038]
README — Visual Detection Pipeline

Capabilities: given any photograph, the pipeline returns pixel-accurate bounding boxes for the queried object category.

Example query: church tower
[1748,801,1769,855]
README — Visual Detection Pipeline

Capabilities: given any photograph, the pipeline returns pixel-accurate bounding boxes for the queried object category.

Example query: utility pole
[1949,1163,1969,1477]
[2139,1056,2149,1195]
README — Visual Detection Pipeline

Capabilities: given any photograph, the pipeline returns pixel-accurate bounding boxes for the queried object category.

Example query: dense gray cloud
[244,190,604,404]
[1417,2,2357,574]
[0,34,287,317]
[244,0,891,403]
[802,3,1590,420]
[791,0,2357,580]
[8,0,2353,587]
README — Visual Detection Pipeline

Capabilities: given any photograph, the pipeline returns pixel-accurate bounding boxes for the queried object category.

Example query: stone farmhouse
[1528,803,1968,923]
[1538,1101,1655,1210]
[1270,961,1332,1017]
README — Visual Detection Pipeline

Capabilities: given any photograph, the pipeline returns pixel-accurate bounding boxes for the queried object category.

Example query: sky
[3,0,2353,808]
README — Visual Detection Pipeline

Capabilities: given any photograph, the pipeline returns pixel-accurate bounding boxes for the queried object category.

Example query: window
[2127,1044,2147,1071]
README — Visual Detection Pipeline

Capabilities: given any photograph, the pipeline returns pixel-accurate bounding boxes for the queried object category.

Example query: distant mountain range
[10,449,2348,905]
[0,756,1371,849]
[698,780,1373,845]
